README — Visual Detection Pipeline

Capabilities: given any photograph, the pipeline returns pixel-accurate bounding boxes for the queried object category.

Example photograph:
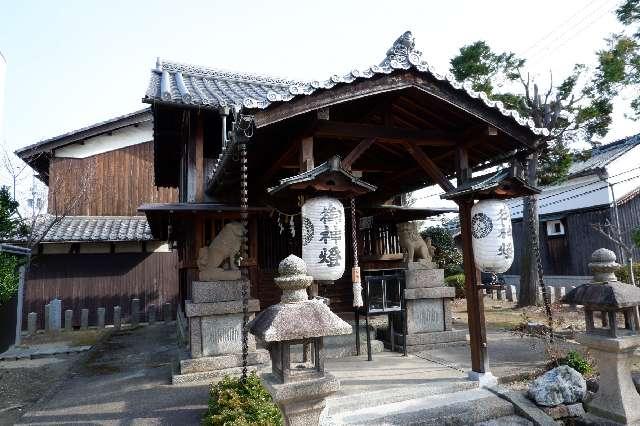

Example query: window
[546,220,565,236]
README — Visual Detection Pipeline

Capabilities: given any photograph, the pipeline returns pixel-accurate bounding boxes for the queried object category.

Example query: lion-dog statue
[197,221,245,281]
[396,221,436,267]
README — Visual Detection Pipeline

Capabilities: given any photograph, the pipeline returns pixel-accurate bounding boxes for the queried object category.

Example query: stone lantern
[248,255,351,425]
[562,248,640,424]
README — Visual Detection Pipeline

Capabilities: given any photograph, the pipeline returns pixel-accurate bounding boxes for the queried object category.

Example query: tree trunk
[518,153,540,307]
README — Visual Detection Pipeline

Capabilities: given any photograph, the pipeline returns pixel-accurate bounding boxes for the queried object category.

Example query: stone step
[324,388,515,425]
[178,350,269,374]
[172,365,260,385]
[475,415,533,425]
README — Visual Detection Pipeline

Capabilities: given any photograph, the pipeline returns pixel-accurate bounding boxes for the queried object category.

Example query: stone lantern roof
[562,248,640,310]
[248,255,351,342]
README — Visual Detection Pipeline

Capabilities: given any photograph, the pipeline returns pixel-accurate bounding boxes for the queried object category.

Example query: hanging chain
[524,157,554,341]
[350,198,363,308]
[350,199,358,269]
[240,138,249,380]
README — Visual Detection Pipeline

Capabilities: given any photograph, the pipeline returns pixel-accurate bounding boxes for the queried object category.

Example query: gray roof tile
[568,133,640,178]
[143,31,548,137]
[10,216,154,243]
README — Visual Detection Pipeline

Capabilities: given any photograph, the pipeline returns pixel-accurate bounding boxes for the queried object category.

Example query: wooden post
[459,200,489,373]
[456,145,488,374]
[300,136,314,172]
[194,113,204,202]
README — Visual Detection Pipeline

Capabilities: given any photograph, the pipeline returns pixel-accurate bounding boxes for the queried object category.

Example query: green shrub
[421,227,463,276]
[614,263,640,284]
[203,372,282,426]
[445,273,465,298]
[559,350,593,376]
[0,253,19,306]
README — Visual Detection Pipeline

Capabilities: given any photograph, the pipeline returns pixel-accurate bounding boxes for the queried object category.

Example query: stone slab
[64,310,73,332]
[179,349,269,374]
[131,298,140,326]
[97,307,105,329]
[27,312,37,335]
[192,279,248,303]
[396,329,467,346]
[201,313,245,356]
[113,306,121,330]
[404,286,455,300]
[80,308,89,330]
[49,299,62,331]
[172,365,259,385]
[184,298,260,317]
[406,299,445,334]
[405,268,445,289]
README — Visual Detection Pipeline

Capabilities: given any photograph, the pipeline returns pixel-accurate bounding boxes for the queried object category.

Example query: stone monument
[396,222,466,351]
[249,255,352,426]
[172,221,268,384]
[562,248,640,424]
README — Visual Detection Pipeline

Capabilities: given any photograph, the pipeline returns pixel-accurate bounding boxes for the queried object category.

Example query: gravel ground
[0,355,77,425]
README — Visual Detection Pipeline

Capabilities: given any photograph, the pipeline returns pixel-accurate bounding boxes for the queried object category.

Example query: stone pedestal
[398,262,466,351]
[262,372,339,426]
[578,334,640,424]
[172,279,268,384]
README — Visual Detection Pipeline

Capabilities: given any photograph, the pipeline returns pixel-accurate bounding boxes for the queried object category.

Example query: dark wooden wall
[508,207,618,276]
[23,252,179,329]
[48,141,177,216]
[618,192,640,260]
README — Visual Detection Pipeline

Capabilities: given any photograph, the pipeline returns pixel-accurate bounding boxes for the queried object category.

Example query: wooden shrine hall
[140,31,548,376]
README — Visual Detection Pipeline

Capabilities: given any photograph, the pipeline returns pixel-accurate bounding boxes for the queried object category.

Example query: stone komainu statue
[197,221,245,281]
[396,221,436,265]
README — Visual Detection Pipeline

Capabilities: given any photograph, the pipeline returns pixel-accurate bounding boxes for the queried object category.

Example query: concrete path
[416,331,576,380]
[17,324,209,425]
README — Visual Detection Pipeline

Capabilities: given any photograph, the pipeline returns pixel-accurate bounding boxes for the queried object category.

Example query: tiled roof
[9,216,154,243]
[143,31,548,137]
[15,108,152,158]
[568,133,640,178]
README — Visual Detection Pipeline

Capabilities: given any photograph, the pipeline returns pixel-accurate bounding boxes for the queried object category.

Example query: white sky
[1,0,639,191]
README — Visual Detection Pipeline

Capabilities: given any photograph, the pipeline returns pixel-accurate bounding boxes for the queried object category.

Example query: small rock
[586,377,599,393]
[528,365,587,406]
[541,403,585,419]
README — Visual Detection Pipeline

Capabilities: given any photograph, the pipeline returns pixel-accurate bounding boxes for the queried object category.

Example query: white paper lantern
[471,199,514,274]
[301,196,346,281]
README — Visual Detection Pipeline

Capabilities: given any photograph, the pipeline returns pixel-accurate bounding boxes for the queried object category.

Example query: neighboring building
[505,133,640,287]
[11,109,179,328]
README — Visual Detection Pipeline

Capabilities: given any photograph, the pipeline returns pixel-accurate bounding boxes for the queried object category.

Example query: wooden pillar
[300,136,314,172]
[194,113,205,202]
[456,145,488,374]
[458,200,488,373]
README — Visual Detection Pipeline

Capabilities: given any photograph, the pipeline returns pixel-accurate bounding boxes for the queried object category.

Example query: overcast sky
[1,0,638,165]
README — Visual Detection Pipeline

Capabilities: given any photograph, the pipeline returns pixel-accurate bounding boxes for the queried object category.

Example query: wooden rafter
[342,138,376,170]
[403,141,455,192]
[261,138,300,184]
[315,120,455,146]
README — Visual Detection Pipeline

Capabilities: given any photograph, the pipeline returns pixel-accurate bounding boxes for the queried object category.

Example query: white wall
[54,120,152,158]
[507,174,611,220]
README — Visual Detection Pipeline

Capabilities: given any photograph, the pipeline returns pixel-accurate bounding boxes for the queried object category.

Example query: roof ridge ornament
[380,31,423,69]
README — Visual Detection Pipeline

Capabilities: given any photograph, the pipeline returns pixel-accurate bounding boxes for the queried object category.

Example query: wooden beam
[315,120,456,146]
[299,136,314,172]
[403,141,455,192]
[342,138,376,170]
[262,139,300,185]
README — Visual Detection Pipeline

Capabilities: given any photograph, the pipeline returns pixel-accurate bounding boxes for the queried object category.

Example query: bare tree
[591,219,636,285]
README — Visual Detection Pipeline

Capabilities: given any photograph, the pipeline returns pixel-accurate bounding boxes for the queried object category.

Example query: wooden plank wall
[48,141,177,216]
[23,251,179,329]
[618,192,640,260]
[508,208,617,276]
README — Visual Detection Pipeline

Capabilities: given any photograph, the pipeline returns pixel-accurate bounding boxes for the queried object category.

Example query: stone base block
[172,365,260,385]
[405,267,444,289]
[192,279,248,303]
[185,299,259,317]
[179,349,269,374]
[394,329,467,351]
[262,372,339,426]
